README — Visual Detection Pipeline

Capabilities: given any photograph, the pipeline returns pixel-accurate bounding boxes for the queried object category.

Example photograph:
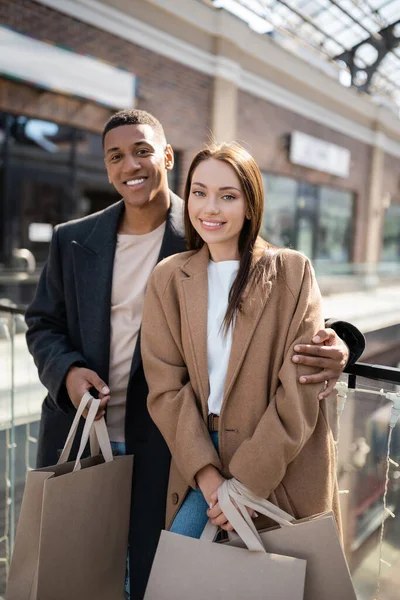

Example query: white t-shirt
[107,221,166,442]
[207,259,240,415]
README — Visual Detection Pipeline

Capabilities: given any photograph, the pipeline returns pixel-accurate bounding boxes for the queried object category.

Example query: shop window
[316,186,353,265]
[262,175,297,248]
[167,151,182,195]
[382,205,400,262]
[262,172,354,269]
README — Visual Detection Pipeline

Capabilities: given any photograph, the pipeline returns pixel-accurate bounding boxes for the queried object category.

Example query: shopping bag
[144,479,306,600]
[6,393,133,600]
[222,479,357,600]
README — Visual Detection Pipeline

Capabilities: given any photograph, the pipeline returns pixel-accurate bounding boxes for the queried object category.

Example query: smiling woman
[188,158,247,262]
[141,141,341,545]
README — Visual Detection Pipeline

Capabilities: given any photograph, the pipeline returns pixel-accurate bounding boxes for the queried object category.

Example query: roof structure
[208,0,400,112]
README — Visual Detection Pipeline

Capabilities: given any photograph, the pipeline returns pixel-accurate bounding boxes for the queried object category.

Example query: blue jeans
[110,441,130,600]
[170,432,219,539]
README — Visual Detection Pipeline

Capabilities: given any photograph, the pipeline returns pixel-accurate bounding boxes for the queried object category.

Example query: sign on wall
[290,130,351,178]
[0,26,136,109]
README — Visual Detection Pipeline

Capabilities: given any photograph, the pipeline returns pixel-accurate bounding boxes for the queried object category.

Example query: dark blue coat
[25,192,186,600]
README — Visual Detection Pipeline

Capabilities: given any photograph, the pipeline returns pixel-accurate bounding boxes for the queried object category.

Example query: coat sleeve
[25,226,87,411]
[229,259,327,499]
[324,318,365,366]
[141,269,222,488]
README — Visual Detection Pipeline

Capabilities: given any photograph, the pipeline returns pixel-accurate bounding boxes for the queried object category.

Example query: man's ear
[165,144,174,171]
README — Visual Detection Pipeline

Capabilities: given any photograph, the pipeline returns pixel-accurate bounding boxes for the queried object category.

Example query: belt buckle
[208,413,214,432]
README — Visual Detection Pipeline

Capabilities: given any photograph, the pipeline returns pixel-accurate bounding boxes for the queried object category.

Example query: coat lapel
[180,245,210,412]
[223,280,272,404]
[128,192,186,381]
[71,201,124,381]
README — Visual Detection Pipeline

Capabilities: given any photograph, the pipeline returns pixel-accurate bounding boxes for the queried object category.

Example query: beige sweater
[107,222,165,442]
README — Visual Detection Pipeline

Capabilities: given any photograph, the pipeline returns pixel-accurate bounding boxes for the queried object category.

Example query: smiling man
[25,109,364,600]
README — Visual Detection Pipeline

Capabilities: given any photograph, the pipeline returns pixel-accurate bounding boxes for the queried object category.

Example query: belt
[208,413,219,432]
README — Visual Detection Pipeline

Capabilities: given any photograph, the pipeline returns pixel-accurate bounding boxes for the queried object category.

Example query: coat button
[171,493,179,505]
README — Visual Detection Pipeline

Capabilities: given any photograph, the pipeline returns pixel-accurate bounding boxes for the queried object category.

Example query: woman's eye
[222,194,235,201]
[192,190,205,197]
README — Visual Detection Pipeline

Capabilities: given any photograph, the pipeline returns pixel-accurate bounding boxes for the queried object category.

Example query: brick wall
[0,0,213,193]
[237,91,372,262]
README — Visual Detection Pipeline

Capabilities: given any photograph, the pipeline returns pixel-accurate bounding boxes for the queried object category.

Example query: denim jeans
[170,431,219,539]
[110,441,130,600]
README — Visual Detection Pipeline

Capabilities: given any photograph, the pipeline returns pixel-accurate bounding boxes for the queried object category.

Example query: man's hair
[102,109,166,146]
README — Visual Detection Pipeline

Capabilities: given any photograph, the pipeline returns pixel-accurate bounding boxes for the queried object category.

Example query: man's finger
[293,355,342,368]
[299,370,337,384]
[312,328,336,345]
[87,371,110,395]
[318,378,338,399]
[293,344,342,359]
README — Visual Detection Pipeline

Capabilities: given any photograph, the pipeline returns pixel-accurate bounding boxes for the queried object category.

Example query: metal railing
[0,302,400,599]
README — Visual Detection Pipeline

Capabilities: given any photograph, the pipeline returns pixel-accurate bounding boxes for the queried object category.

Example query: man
[25,109,364,599]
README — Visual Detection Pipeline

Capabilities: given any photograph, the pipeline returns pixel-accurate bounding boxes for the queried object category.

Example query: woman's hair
[184,142,277,332]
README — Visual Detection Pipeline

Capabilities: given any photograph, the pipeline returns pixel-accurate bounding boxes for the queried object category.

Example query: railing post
[9,314,16,555]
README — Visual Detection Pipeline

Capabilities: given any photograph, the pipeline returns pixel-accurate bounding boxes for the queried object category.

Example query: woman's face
[188,158,247,261]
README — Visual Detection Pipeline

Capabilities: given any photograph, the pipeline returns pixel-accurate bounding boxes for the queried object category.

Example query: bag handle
[200,479,294,551]
[73,399,113,471]
[57,391,92,464]
[57,392,113,470]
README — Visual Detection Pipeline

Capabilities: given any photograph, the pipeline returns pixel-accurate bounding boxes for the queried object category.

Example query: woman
[141,142,340,538]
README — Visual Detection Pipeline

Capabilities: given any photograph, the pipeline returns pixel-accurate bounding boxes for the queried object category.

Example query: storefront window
[382,205,400,262]
[0,112,111,269]
[261,173,354,269]
[262,175,297,247]
[316,186,353,264]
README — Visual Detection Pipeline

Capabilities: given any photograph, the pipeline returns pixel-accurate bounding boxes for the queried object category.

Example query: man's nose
[122,154,141,172]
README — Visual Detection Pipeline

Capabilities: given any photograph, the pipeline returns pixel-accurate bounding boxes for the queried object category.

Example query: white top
[107,221,166,442]
[207,259,240,416]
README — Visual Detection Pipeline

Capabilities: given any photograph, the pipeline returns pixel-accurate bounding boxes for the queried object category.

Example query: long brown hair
[184,142,277,331]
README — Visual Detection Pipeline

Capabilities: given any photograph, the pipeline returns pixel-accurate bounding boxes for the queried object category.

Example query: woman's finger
[207,501,224,520]
[211,512,231,527]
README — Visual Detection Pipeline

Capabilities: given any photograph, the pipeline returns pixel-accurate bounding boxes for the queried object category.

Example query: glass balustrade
[0,303,399,598]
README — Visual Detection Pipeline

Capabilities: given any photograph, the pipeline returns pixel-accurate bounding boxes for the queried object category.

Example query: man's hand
[292,328,349,399]
[65,366,110,419]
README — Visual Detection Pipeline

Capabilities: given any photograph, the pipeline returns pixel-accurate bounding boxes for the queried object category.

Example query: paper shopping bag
[144,479,306,600]
[6,394,133,600]
[223,479,357,600]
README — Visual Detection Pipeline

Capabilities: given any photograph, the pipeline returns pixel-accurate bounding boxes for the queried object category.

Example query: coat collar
[179,244,272,413]
[78,191,185,257]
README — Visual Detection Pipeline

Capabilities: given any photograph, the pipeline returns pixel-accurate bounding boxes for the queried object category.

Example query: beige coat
[141,243,340,531]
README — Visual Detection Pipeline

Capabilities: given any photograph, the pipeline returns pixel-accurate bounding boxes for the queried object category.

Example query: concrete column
[363,129,385,283]
[211,57,241,143]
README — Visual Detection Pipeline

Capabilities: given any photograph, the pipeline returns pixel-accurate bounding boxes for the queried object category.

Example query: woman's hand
[196,464,225,505]
[206,488,259,532]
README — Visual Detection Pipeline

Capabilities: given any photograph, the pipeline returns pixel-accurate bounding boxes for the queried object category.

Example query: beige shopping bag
[6,393,133,600]
[144,479,306,600]
[221,479,357,600]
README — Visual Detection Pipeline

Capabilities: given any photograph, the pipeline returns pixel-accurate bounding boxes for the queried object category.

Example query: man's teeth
[126,178,145,186]
[202,221,223,227]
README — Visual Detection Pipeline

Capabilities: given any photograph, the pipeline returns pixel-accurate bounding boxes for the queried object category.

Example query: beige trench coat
[141,243,340,531]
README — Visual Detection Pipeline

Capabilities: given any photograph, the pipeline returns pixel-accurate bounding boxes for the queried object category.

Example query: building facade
[1,0,400,302]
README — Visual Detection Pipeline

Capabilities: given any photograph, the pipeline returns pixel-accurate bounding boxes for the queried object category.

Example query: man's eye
[137,149,151,155]
[110,155,121,161]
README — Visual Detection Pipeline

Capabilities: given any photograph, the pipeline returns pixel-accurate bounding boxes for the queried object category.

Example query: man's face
[103,124,174,209]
